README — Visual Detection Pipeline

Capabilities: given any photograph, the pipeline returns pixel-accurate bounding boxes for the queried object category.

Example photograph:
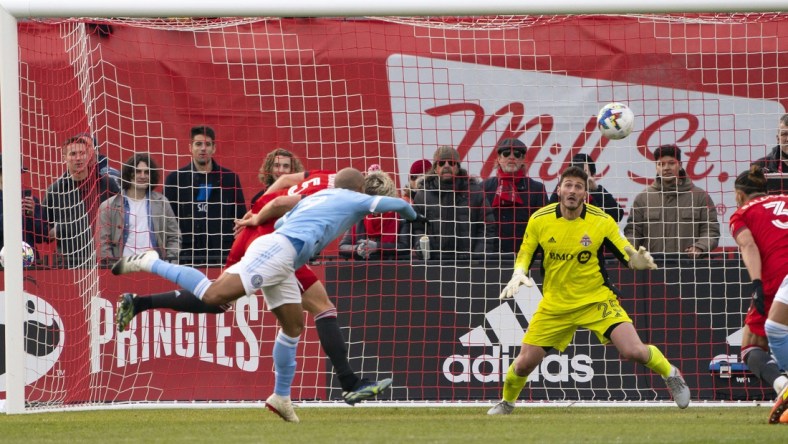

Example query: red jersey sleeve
[732,195,788,296]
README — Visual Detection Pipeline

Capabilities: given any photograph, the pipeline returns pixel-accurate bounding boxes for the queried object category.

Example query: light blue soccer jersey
[275,188,417,268]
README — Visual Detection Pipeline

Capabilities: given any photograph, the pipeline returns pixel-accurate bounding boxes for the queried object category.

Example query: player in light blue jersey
[111,167,425,422]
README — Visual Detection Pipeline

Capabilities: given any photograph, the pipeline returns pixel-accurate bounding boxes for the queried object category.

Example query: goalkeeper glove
[499,269,534,299]
[750,279,766,315]
[625,245,658,270]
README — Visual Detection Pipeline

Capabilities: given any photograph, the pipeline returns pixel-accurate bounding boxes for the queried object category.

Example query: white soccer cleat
[265,393,300,423]
[111,250,159,276]
[665,366,690,409]
[487,400,515,415]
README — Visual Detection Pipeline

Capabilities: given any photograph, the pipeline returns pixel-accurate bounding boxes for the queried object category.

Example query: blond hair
[364,171,397,197]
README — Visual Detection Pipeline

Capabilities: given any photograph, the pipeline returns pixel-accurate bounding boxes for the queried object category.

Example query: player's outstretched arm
[625,245,658,270]
[264,172,307,195]
[237,195,302,227]
[499,268,534,299]
[371,196,423,222]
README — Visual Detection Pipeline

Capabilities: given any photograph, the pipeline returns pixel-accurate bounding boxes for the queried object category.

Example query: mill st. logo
[388,53,784,248]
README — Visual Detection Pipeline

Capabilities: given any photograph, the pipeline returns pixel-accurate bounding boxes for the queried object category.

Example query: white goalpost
[2,2,787,415]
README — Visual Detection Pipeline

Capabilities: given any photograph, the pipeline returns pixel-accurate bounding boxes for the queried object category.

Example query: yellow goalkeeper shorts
[523,298,633,352]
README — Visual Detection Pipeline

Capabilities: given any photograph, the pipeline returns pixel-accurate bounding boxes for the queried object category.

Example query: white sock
[774,375,788,394]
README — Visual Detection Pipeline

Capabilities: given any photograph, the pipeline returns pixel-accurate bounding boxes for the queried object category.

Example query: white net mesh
[3,13,786,411]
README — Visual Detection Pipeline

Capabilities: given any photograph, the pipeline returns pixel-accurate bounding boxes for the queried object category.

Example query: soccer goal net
[2,5,785,413]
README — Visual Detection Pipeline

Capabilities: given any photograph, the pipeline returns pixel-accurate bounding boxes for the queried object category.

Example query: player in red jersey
[115,169,392,406]
[226,170,336,267]
[730,165,788,423]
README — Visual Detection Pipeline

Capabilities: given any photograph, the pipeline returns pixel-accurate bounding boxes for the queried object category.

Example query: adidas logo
[441,285,594,384]
[548,237,556,243]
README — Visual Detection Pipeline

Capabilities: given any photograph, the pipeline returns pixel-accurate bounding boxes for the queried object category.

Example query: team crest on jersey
[580,234,592,247]
[577,251,592,264]
[251,274,264,289]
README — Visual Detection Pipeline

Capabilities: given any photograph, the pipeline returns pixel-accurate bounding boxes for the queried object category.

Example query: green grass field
[2,406,787,443]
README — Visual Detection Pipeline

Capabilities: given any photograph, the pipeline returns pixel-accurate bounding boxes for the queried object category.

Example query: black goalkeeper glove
[750,279,765,315]
[412,213,429,224]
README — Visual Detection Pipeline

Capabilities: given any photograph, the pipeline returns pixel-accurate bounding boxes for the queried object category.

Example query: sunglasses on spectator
[437,160,458,167]
[499,149,525,159]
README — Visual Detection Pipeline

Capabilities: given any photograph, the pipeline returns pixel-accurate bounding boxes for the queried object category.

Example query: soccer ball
[0,241,36,268]
[597,102,634,140]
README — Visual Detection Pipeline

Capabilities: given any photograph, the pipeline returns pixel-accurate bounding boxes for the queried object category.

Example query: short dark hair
[121,153,160,191]
[780,113,788,127]
[653,144,681,161]
[190,125,215,141]
[570,153,596,176]
[734,164,768,196]
[559,165,588,190]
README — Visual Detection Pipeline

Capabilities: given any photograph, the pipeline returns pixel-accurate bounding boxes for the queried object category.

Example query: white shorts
[224,233,300,310]
[775,274,788,305]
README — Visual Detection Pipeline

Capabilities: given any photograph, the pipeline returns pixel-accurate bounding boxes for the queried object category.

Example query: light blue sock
[273,329,300,397]
[765,319,788,372]
[150,261,212,300]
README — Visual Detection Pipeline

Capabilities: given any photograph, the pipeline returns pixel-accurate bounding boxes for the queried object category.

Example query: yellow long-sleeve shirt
[514,202,633,314]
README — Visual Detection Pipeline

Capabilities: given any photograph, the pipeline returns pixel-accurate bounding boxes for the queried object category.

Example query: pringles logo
[0,291,65,391]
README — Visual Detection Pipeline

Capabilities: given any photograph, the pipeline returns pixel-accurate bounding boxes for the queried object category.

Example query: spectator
[98,153,181,262]
[44,135,120,266]
[754,113,788,194]
[402,159,431,203]
[753,113,788,174]
[164,126,246,265]
[339,170,401,259]
[624,144,720,258]
[250,147,305,205]
[74,133,121,188]
[483,138,548,254]
[549,153,624,222]
[0,154,49,259]
[398,146,496,259]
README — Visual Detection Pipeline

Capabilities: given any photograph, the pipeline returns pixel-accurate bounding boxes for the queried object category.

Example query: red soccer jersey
[226,170,336,267]
[729,194,788,297]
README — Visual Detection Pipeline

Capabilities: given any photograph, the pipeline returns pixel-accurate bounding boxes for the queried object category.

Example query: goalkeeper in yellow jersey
[488,166,690,415]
